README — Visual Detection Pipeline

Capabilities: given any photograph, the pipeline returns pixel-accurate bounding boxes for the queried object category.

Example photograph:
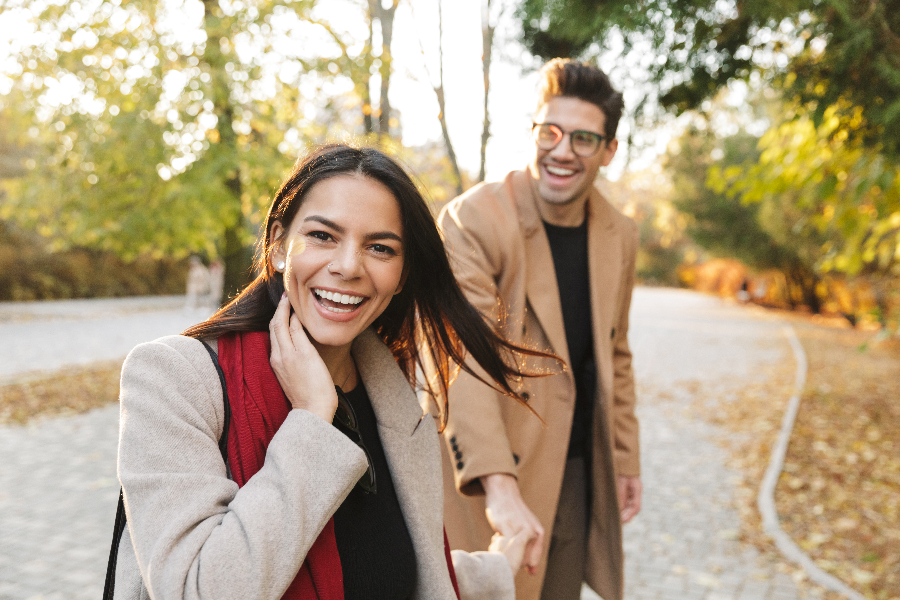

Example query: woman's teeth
[314,289,365,313]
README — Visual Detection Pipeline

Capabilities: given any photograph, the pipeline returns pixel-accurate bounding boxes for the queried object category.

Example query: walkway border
[757,325,867,600]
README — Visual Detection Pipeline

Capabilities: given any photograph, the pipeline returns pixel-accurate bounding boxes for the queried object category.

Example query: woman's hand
[269,294,338,422]
[488,529,534,576]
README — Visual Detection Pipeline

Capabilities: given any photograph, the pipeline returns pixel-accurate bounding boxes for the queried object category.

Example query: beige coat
[114,330,514,600]
[435,170,639,600]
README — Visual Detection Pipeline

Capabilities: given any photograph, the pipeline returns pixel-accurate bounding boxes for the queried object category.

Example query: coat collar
[351,328,457,599]
[511,170,620,372]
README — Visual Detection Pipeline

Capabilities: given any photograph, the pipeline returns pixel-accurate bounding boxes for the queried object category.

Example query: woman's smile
[312,287,367,316]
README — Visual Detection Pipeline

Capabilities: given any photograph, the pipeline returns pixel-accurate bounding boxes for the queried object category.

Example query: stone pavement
[0,289,810,599]
[581,288,807,600]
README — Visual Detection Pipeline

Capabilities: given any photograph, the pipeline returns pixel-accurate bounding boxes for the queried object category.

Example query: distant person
[109,145,556,599]
[184,255,209,311]
[207,259,225,309]
[434,59,641,600]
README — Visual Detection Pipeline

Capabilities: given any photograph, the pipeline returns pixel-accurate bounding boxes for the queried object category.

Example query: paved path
[0,289,809,599]
[594,289,809,600]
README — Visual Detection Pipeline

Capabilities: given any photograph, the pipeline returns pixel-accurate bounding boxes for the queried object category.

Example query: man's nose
[549,133,576,160]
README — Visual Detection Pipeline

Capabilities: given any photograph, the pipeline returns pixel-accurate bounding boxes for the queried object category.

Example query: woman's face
[270,174,405,351]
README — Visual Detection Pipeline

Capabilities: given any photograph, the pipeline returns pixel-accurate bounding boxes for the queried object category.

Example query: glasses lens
[334,389,357,430]
[571,131,602,156]
[534,124,562,149]
[358,450,377,494]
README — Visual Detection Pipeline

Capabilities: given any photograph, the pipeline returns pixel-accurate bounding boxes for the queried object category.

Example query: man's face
[528,96,618,206]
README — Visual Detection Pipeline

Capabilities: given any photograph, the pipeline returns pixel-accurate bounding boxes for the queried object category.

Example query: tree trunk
[362,2,376,135]
[478,0,495,183]
[203,0,251,300]
[435,0,464,195]
[377,1,399,138]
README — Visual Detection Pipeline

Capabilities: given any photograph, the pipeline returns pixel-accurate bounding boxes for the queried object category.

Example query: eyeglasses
[333,386,377,494]
[531,122,607,157]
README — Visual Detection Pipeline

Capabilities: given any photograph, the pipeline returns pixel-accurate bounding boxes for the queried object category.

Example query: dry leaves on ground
[0,360,123,425]
[776,324,900,600]
[684,316,900,600]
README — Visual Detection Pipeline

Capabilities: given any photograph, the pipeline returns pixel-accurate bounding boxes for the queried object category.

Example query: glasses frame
[333,386,377,494]
[531,122,607,157]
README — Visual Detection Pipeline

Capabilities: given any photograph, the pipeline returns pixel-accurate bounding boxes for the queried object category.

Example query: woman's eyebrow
[303,215,402,244]
[365,231,403,243]
[303,215,343,232]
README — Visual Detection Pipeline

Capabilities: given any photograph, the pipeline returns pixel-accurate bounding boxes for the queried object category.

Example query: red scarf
[217,331,461,600]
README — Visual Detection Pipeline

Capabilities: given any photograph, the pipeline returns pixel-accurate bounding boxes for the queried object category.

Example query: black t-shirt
[543,220,596,458]
[333,383,417,600]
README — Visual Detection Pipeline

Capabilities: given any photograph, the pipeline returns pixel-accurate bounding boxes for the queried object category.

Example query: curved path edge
[757,325,868,600]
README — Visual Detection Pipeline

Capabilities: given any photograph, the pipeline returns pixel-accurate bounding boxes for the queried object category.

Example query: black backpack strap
[201,341,231,461]
[103,341,231,600]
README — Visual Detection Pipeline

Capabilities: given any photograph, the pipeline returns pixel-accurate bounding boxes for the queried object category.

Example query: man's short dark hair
[537,58,624,141]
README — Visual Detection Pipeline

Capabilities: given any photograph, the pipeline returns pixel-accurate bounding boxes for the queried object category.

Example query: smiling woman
[109,144,557,600]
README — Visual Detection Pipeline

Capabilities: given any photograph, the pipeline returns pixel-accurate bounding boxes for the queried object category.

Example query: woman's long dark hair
[184,144,556,425]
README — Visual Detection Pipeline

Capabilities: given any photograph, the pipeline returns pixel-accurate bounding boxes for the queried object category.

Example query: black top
[543,220,596,459]
[333,383,417,600]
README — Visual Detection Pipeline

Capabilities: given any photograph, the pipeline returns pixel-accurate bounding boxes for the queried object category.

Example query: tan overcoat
[434,170,639,600]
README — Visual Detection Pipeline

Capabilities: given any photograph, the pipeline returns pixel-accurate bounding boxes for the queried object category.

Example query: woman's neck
[313,341,357,390]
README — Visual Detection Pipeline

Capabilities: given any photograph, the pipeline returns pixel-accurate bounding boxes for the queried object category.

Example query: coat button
[456,461,464,470]
[610,328,616,339]
[521,392,530,401]
[449,436,457,444]
[454,451,462,460]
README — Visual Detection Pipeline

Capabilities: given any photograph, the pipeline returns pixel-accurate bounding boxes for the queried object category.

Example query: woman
[112,144,552,599]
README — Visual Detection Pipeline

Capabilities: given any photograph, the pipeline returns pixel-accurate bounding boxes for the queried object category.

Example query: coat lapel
[586,186,621,408]
[352,329,457,599]
[511,171,573,372]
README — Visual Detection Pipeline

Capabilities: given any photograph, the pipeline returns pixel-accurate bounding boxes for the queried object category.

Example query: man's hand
[481,473,545,575]
[616,475,642,523]
[488,529,535,576]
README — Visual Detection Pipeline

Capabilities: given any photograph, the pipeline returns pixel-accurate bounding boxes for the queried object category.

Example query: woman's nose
[328,245,363,279]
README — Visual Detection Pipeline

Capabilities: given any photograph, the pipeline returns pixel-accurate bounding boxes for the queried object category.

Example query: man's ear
[269,220,286,268]
[600,138,619,167]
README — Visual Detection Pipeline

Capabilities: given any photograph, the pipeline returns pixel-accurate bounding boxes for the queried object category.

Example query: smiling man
[437,59,640,600]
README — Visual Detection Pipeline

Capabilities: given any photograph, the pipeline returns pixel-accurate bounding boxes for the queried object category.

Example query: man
[437,59,641,600]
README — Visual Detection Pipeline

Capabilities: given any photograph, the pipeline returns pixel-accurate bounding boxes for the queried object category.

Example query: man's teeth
[546,165,576,176]
[314,289,364,306]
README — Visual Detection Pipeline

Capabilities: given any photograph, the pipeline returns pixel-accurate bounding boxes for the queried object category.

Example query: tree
[478,0,496,183]
[670,122,825,311]
[514,0,900,157]
[0,0,365,299]
[709,103,900,315]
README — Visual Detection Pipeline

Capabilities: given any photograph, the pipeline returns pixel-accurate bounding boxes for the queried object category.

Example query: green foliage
[515,0,900,156]
[712,104,900,280]
[0,0,370,291]
[670,122,823,310]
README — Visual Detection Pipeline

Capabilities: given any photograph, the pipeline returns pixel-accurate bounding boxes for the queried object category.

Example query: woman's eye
[307,230,333,242]
[370,243,397,256]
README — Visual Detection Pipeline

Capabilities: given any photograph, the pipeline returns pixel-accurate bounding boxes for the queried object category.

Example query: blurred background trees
[1,0,898,328]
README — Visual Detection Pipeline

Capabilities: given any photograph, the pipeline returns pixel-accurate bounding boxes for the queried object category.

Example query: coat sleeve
[117,336,368,600]
[611,219,640,477]
[436,195,520,496]
[451,550,515,600]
